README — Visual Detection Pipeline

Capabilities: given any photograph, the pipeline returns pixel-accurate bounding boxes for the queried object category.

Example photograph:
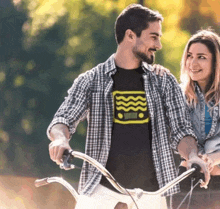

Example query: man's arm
[177,135,198,160]
[154,67,211,187]
[178,135,210,188]
[48,124,71,165]
[47,71,93,165]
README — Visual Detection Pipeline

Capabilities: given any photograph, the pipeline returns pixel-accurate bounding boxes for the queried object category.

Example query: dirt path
[0,175,76,209]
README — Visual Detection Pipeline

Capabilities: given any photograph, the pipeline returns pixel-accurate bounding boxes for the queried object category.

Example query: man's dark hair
[115,4,163,44]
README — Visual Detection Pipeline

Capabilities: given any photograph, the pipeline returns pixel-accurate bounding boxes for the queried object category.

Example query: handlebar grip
[62,149,74,169]
[191,163,201,173]
[35,178,49,187]
[191,163,205,181]
[63,149,70,156]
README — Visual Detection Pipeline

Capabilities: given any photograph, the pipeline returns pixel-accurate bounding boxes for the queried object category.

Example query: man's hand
[49,138,71,165]
[199,154,214,172]
[48,124,71,165]
[186,155,211,188]
[178,136,211,188]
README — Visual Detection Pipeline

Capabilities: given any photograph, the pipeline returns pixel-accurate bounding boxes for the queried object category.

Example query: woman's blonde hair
[180,29,220,107]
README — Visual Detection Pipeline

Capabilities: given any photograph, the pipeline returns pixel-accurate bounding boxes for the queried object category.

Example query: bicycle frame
[35,149,200,206]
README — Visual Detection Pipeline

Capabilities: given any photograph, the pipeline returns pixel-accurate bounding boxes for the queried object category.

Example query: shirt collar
[194,82,202,93]
[104,54,153,75]
[194,82,216,107]
[141,62,153,73]
[104,54,117,75]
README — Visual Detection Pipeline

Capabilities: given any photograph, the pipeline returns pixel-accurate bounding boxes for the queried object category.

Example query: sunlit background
[0,0,220,208]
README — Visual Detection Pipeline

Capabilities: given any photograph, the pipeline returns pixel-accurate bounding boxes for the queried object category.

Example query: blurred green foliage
[0,0,219,178]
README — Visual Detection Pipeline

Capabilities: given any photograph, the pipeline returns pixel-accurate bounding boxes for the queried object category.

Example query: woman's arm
[207,151,220,166]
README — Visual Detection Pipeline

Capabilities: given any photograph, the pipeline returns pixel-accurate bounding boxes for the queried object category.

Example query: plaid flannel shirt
[47,54,196,196]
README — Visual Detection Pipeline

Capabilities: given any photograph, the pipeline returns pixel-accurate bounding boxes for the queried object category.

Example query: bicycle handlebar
[60,149,200,196]
[35,176,79,201]
[35,178,50,187]
[34,149,204,209]
[63,149,128,194]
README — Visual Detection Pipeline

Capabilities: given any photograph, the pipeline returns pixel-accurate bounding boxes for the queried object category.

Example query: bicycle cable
[81,167,139,208]
[61,158,140,209]
[104,174,140,209]
[61,151,204,209]
[176,178,202,209]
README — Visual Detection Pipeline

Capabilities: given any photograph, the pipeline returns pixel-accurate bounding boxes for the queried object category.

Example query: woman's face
[186,42,213,91]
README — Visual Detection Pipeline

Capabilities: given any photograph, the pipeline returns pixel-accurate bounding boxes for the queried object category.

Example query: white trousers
[75,184,167,209]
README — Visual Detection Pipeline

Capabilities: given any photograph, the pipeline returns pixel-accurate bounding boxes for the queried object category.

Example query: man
[47,4,210,209]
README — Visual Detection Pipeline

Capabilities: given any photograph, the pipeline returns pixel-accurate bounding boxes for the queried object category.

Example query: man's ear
[125,29,136,42]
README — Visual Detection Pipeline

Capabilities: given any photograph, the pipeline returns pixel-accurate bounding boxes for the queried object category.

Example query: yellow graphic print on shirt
[113,91,150,124]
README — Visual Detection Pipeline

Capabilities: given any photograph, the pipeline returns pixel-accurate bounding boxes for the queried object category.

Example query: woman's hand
[153,64,170,76]
[199,153,214,172]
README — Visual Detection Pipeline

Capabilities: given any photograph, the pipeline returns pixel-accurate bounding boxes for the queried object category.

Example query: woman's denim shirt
[186,84,220,155]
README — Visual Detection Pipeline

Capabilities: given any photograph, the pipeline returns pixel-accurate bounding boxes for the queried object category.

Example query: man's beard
[133,47,155,64]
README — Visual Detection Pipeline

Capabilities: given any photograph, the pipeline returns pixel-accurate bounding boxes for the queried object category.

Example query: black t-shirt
[100,66,159,192]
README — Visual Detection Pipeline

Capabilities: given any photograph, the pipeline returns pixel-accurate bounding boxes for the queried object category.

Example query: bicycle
[35,150,203,209]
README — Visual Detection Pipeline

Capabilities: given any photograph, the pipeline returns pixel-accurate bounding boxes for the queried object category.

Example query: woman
[176,29,220,209]
[155,29,220,209]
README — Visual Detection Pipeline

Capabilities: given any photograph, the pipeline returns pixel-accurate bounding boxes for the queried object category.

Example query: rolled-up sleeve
[163,75,197,151]
[47,71,93,139]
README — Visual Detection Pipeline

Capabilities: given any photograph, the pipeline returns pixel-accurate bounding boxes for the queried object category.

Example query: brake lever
[60,149,75,170]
